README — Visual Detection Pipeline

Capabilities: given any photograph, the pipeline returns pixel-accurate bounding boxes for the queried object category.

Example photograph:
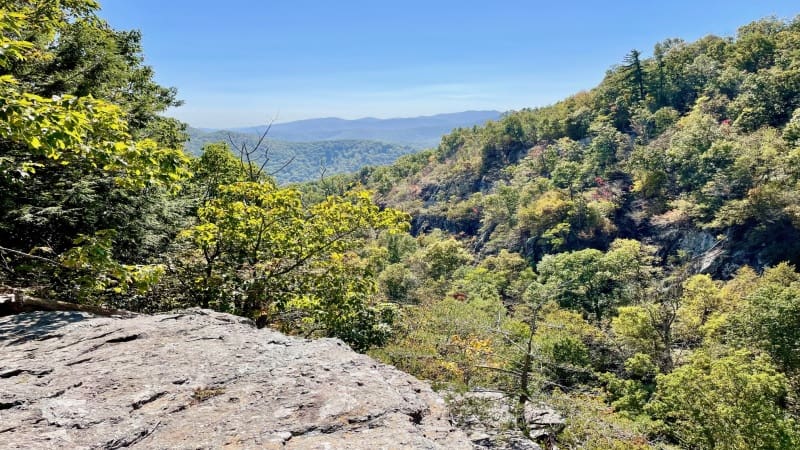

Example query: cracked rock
[0,308,470,449]
[447,391,564,450]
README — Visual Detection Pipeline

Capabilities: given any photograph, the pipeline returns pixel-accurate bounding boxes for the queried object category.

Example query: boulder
[524,405,566,441]
[447,391,565,449]
[0,309,470,449]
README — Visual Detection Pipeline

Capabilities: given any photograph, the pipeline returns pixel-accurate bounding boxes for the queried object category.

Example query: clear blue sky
[99,1,798,128]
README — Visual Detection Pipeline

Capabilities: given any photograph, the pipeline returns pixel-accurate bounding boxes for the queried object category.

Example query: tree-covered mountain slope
[333,16,800,278]
[186,128,418,183]
[293,17,800,448]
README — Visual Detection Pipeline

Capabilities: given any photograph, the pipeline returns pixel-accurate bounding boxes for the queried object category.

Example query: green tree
[378,263,418,303]
[179,181,409,350]
[373,296,502,388]
[0,3,190,301]
[5,3,185,147]
[190,142,250,201]
[418,235,474,281]
[727,263,800,375]
[536,239,658,322]
[647,349,797,449]
[623,49,646,102]
[784,108,800,146]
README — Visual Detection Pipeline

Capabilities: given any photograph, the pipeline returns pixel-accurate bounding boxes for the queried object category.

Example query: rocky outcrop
[448,391,565,450]
[0,309,470,449]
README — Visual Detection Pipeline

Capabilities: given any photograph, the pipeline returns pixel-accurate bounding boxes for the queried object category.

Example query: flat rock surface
[0,309,470,449]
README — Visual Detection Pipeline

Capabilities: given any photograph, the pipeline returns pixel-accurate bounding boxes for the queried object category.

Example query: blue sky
[99,1,799,128]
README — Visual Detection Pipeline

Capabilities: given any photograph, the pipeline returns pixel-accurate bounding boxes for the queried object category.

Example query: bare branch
[227,132,251,180]
[0,245,62,267]
[268,153,296,177]
[223,117,297,181]
[251,120,275,162]
[0,252,16,276]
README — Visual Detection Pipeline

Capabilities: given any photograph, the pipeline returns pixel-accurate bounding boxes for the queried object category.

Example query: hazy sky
[99,1,799,128]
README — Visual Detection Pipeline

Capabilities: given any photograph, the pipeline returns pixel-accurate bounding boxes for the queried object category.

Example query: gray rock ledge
[0,308,470,449]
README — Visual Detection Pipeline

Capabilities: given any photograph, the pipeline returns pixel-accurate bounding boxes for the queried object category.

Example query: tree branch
[0,245,62,267]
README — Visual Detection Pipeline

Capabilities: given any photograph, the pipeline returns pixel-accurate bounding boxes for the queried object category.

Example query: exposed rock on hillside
[448,391,565,450]
[0,309,470,449]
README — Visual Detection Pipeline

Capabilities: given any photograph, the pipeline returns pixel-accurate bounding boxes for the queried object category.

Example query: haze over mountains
[223,110,501,145]
[186,110,503,183]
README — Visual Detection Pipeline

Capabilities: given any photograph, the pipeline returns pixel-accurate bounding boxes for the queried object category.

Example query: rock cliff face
[0,309,471,449]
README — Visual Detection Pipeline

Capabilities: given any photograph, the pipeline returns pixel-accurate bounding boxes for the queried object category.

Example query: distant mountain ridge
[185,129,418,184]
[186,110,504,183]
[212,110,502,147]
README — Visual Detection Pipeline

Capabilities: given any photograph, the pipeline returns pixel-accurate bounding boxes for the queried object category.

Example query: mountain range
[201,111,500,146]
[184,129,417,184]
[185,110,503,183]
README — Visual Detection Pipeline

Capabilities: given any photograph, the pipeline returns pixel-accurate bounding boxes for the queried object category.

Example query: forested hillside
[345,20,800,275]
[2,1,800,448]
[185,128,418,183]
[316,16,800,448]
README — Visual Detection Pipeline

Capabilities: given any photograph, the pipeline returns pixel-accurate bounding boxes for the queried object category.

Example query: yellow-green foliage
[0,2,190,302]
[726,263,800,375]
[373,296,504,389]
[519,190,573,245]
[416,234,473,281]
[534,307,602,384]
[550,390,663,450]
[0,6,189,189]
[613,305,664,360]
[179,181,409,350]
[673,274,727,343]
